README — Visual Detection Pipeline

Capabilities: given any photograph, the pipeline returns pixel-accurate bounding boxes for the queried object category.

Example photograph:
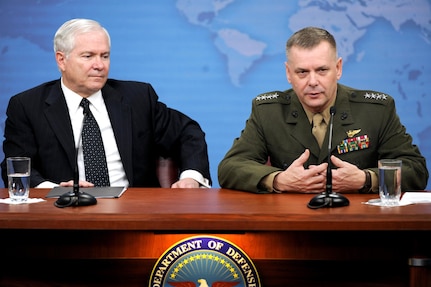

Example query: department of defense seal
[149,235,261,287]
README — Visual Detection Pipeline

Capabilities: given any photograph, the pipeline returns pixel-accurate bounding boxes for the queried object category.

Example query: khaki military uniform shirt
[218,84,428,193]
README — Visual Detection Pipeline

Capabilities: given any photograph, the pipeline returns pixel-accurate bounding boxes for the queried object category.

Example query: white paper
[400,192,431,204]
[363,198,413,207]
[363,192,431,207]
[0,198,46,205]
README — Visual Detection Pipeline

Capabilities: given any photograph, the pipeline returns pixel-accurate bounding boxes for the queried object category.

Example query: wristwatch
[359,169,372,193]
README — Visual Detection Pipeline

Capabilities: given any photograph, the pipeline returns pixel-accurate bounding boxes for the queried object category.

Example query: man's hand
[331,155,366,192]
[59,180,95,187]
[273,149,328,193]
[171,178,200,188]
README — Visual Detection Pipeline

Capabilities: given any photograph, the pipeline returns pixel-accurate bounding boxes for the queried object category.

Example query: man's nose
[308,72,319,86]
[92,57,105,69]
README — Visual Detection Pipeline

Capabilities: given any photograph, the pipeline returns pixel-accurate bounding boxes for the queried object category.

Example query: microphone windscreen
[330,106,336,115]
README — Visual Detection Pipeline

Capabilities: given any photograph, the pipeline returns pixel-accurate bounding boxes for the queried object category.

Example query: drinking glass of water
[6,157,31,202]
[378,159,402,206]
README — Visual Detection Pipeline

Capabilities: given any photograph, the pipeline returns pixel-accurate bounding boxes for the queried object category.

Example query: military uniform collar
[303,96,337,125]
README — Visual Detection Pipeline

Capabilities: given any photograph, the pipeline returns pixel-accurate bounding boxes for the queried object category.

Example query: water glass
[378,159,402,206]
[7,157,31,202]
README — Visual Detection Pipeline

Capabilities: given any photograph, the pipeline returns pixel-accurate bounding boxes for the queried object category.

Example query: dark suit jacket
[1,79,211,187]
[218,84,428,192]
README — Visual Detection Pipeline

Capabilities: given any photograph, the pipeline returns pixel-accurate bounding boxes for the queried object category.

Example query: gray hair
[53,19,111,56]
[286,27,337,60]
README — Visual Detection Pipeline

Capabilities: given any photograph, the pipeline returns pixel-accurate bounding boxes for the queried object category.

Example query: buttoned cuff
[179,170,211,188]
[369,170,378,193]
[259,171,282,193]
[36,181,59,188]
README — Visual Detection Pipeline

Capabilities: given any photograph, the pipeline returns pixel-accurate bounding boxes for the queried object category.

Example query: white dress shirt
[62,81,129,187]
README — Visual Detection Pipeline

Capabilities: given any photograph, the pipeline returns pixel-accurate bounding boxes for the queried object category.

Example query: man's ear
[285,62,291,84]
[55,51,66,72]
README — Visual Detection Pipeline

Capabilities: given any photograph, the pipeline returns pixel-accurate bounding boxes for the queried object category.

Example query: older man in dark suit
[1,18,211,189]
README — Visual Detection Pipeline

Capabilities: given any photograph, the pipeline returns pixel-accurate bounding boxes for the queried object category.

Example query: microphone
[55,111,97,208]
[307,106,350,209]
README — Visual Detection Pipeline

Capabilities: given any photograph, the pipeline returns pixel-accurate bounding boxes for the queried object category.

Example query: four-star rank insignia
[256,92,279,101]
[363,92,388,100]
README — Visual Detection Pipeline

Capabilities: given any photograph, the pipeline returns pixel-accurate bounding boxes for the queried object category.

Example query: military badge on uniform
[337,135,369,154]
[256,92,279,101]
[346,129,361,138]
[363,92,388,100]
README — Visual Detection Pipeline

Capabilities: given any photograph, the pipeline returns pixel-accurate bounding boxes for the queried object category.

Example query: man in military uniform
[218,26,428,193]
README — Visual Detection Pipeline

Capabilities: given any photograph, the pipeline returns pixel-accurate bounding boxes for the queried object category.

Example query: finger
[79,180,95,187]
[330,155,344,167]
[172,183,197,188]
[308,162,328,175]
[171,183,179,188]
[292,149,310,167]
[59,180,73,187]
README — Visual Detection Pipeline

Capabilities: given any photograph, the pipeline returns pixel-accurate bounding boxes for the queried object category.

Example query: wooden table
[0,188,430,287]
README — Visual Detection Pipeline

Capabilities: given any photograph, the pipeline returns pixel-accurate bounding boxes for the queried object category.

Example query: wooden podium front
[0,188,430,287]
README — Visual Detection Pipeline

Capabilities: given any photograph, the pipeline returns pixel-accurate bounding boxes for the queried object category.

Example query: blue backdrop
[1,0,430,188]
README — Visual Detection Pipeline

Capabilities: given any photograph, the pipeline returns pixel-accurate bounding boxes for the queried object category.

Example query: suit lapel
[285,101,321,159]
[102,85,133,183]
[44,82,76,169]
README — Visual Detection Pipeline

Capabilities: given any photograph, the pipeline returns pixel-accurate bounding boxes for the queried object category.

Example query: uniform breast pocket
[337,148,377,169]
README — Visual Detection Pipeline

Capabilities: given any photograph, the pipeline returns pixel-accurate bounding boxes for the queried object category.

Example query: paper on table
[363,192,431,207]
[46,186,128,198]
[400,192,431,204]
[0,198,46,204]
[363,198,413,207]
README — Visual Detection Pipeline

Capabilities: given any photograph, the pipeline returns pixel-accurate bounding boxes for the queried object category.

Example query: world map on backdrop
[0,0,430,188]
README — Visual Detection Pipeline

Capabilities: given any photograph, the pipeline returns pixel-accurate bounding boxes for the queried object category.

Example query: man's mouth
[307,91,323,97]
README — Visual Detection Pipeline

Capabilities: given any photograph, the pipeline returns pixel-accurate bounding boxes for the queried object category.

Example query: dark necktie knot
[80,98,91,115]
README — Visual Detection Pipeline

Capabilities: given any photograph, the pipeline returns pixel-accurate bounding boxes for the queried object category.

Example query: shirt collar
[61,78,103,114]
[304,96,337,124]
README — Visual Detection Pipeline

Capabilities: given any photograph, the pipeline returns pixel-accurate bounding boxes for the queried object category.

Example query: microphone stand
[307,107,349,209]
[55,115,97,208]
[54,164,97,208]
